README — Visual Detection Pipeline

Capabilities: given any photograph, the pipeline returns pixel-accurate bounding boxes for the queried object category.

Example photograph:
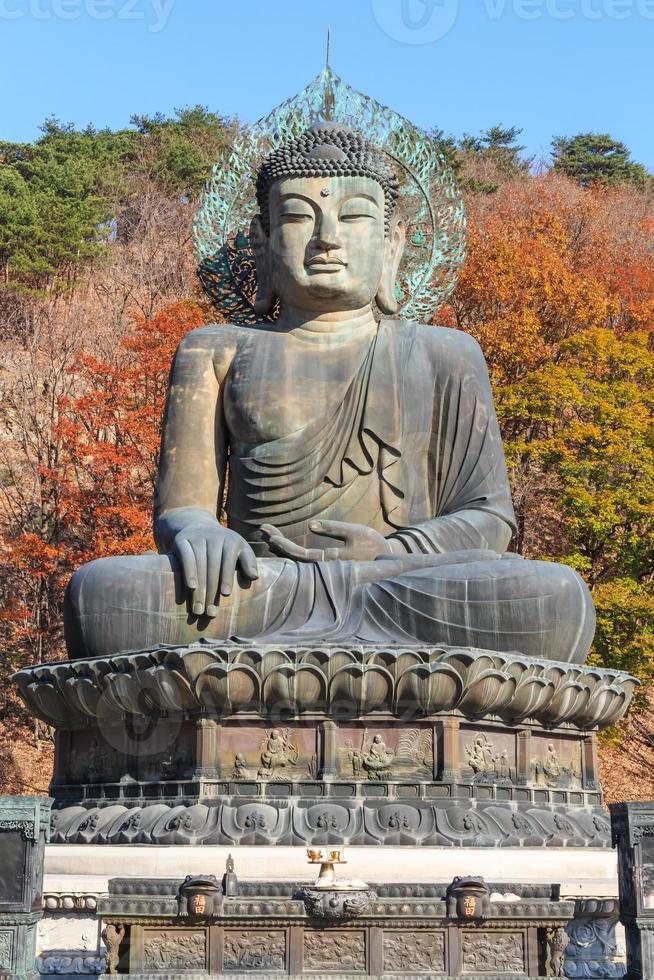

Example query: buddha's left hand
[261,520,404,562]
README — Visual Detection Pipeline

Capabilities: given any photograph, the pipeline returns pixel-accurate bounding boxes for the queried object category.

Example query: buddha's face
[267,175,387,312]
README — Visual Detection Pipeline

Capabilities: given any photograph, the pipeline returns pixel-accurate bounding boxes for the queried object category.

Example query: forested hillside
[0,114,652,800]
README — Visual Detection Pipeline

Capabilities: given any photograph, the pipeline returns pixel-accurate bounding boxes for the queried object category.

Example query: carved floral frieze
[223,930,286,972]
[383,930,445,972]
[303,930,366,972]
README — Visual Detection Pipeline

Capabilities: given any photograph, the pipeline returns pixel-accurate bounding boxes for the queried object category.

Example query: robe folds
[226,318,517,557]
[64,320,595,663]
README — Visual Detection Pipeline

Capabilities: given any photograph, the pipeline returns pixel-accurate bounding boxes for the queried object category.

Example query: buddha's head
[251,124,405,316]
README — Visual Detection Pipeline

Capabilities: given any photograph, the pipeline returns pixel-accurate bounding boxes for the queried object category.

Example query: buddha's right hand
[162,511,259,617]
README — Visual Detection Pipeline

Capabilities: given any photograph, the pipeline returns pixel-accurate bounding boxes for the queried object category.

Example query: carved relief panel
[303,929,366,972]
[223,930,286,972]
[142,929,206,971]
[223,724,318,781]
[383,930,445,972]
[68,719,195,785]
[461,931,525,974]
[0,931,13,970]
[459,728,516,784]
[336,725,433,781]
[530,734,582,789]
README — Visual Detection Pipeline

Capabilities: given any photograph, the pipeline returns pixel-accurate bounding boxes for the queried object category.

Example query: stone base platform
[44,843,620,887]
[37,845,627,979]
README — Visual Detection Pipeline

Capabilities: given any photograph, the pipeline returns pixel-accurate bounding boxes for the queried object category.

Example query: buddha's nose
[314,212,342,250]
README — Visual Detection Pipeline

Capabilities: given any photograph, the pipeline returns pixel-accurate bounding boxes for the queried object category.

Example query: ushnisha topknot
[255,123,400,236]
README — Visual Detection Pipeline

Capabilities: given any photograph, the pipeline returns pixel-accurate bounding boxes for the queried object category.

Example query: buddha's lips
[306,256,347,271]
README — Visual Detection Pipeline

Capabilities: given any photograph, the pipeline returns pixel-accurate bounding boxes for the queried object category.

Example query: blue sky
[1,0,653,167]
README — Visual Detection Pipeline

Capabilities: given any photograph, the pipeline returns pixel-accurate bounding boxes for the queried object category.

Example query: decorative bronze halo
[194,66,467,324]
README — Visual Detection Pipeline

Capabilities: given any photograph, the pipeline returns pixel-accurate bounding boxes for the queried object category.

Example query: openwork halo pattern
[194,66,467,323]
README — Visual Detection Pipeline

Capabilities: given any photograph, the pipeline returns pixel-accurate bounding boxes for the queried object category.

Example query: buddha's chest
[224,338,368,446]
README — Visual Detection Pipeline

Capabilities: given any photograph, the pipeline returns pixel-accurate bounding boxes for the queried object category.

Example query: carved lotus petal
[504,658,538,681]
[538,681,590,726]
[262,663,326,712]
[258,649,293,678]
[63,675,101,718]
[324,649,360,677]
[298,647,333,669]
[167,648,224,684]
[456,670,516,717]
[101,671,143,714]
[195,662,259,712]
[501,676,554,722]
[140,665,196,712]
[395,664,462,714]
[329,664,393,713]
[367,649,423,675]
[576,684,631,729]
[25,680,70,724]
[437,650,496,687]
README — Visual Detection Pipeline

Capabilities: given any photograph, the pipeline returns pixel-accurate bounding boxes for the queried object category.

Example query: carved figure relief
[340,727,432,781]
[546,926,568,977]
[643,836,654,908]
[0,932,12,970]
[228,727,316,781]
[461,932,524,973]
[303,930,366,972]
[143,932,205,970]
[531,741,581,788]
[157,745,193,780]
[70,737,110,783]
[383,931,445,972]
[101,923,125,975]
[223,930,286,971]
[463,734,513,783]
[258,728,298,778]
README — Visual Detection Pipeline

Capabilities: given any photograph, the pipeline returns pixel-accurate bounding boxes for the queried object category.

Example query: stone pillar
[582,733,600,791]
[51,730,72,787]
[517,728,531,785]
[319,720,338,780]
[0,796,51,980]
[439,718,460,782]
[194,719,220,778]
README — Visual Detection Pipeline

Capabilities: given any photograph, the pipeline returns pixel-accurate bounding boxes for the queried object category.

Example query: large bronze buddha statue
[64,125,595,663]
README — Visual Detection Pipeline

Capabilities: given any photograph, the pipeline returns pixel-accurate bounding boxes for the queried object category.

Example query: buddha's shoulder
[388,319,486,365]
[175,322,262,356]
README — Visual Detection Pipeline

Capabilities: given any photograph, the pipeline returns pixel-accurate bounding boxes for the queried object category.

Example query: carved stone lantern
[610,801,654,978]
[446,876,491,920]
[178,874,222,918]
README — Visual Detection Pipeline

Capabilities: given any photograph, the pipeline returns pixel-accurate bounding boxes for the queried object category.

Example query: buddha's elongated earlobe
[250,215,276,315]
[375,213,406,316]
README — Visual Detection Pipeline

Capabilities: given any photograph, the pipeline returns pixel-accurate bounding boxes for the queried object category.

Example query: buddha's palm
[262,519,404,562]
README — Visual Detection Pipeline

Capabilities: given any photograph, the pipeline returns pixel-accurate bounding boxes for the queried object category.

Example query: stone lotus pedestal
[14,643,637,977]
[13,643,637,850]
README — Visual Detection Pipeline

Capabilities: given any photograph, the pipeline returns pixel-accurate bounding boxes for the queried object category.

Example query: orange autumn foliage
[0,299,205,669]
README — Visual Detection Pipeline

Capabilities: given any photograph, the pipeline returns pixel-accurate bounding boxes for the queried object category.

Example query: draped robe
[64,320,595,662]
